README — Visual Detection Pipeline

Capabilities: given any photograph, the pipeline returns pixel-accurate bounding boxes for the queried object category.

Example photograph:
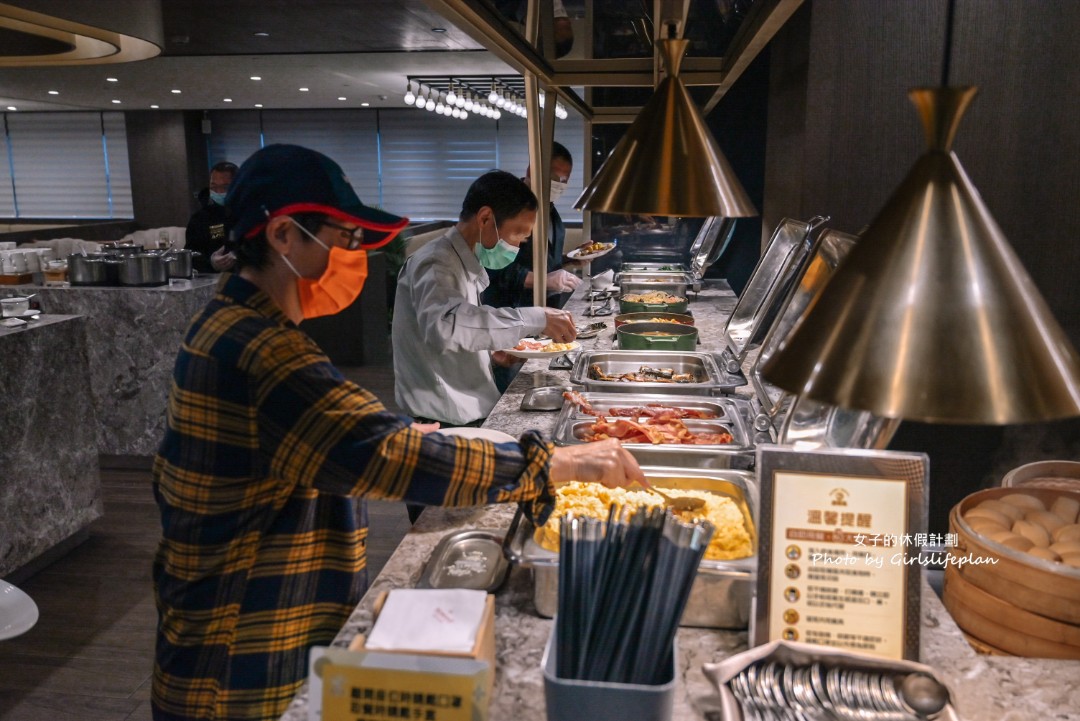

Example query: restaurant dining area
[1,1,1079,721]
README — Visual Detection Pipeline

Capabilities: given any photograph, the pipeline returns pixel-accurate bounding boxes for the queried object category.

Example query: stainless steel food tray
[520,385,572,411]
[750,228,858,418]
[415,529,510,591]
[723,216,827,362]
[551,392,753,449]
[505,467,758,628]
[620,262,690,273]
[616,271,695,299]
[570,350,744,394]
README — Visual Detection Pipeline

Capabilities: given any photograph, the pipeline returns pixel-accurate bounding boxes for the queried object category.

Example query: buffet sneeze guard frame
[719,215,828,372]
[752,445,928,661]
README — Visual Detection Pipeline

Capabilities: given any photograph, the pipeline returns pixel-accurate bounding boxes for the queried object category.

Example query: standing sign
[753,445,928,660]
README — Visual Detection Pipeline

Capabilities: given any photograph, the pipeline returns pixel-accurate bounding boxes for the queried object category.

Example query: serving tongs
[636,478,705,512]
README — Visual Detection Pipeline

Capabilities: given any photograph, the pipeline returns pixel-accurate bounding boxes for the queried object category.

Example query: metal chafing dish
[620,262,690,273]
[551,391,757,468]
[504,467,759,628]
[570,350,745,394]
[616,271,696,299]
[721,216,827,370]
[750,229,858,418]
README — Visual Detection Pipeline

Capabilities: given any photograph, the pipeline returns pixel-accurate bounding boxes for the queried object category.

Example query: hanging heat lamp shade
[574,38,756,218]
[763,86,1080,424]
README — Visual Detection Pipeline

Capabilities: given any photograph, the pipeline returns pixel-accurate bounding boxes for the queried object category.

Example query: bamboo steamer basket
[1001,460,1080,492]
[942,566,1080,659]
[948,486,1080,626]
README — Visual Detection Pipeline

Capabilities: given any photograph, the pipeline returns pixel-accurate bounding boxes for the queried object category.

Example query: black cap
[226,144,408,249]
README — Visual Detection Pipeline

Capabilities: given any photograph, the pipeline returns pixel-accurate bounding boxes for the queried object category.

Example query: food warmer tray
[750,228,858,418]
[620,262,690,273]
[722,216,827,364]
[616,271,696,299]
[570,350,745,394]
[504,467,759,629]
[552,390,756,470]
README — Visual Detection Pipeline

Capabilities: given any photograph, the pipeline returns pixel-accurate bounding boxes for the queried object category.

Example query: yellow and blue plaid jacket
[151,274,553,721]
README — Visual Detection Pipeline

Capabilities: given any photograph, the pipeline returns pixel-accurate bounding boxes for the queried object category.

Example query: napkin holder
[313,591,496,721]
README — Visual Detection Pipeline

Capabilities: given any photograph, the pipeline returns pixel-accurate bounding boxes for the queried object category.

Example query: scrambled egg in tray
[536,481,754,561]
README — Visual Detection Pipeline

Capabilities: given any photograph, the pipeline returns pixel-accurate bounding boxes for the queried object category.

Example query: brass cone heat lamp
[762,85,1080,423]
[574,38,756,217]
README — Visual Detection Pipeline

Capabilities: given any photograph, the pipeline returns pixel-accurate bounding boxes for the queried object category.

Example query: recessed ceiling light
[254,104,263,108]
[106,77,118,82]
[150,104,159,109]
[223,98,233,102]
[338,96,347,101]
[361,102,370,107]
[299,87,309,92]
[253,31,270,37]
[431,27,447,32]
[250,76,261,81]
[171,89,182,94]
[48,90,59,95]
[6,106,16,111]
[111,99,122,104]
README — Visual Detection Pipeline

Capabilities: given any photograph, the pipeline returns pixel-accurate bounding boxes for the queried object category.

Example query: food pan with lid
[504,467,759,628]
[570,350,745,394]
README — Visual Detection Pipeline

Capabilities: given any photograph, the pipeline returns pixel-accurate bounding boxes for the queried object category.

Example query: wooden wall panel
[763,0,1080,534]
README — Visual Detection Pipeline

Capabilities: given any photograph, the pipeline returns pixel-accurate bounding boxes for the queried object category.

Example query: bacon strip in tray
[562,390,717,419]
[562,391,733,445]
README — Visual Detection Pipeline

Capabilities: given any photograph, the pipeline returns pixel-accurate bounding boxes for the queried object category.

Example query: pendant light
[762,0,1080,424]
[574,37,756,218]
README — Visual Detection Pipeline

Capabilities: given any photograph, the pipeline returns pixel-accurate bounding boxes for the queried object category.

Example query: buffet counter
[0,315,100,577]
[279,281,1080,720]
[8,277,218,456]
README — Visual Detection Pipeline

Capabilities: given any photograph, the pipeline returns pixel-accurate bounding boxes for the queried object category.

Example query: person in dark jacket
[185,161,238,273]
[481,141,581,311]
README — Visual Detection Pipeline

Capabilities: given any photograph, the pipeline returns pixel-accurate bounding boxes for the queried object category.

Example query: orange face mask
[281,219,369,319]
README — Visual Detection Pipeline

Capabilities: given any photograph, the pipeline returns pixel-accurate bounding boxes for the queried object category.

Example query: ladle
[637,479,705,512]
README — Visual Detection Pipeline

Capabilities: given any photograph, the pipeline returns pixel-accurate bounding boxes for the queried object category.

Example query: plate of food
[566,242,615,261]
[503,338,580,359]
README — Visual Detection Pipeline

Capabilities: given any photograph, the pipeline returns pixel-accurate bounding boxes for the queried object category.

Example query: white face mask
[549,179,569,203]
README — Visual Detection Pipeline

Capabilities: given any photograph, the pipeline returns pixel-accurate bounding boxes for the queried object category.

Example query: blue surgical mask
[474,217,519,269]
[209,191,227,206]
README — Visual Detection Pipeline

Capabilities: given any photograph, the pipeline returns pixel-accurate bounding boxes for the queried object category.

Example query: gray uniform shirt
[392,226,547,424]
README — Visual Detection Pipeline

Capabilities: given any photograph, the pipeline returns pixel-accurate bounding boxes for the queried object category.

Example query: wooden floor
[0,364,412,721]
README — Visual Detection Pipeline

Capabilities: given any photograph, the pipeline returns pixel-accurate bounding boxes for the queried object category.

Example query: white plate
[503,341,580,359]
[435,427,517,443]
[1,310,41,320]
[566,243,615,261]
[0,580,39,640]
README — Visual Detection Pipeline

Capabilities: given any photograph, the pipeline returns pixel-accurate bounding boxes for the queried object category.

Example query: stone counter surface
[280,282,1080,720]
[8,277,218,455]
[0,314,101,575]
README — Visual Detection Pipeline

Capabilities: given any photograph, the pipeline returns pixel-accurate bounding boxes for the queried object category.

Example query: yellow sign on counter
[317,647,489,721]
[753,446,928,661]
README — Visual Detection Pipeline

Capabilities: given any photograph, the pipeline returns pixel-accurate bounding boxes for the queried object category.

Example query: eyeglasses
[320,220,364,249]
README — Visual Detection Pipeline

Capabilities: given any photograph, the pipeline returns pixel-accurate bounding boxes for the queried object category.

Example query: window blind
[495,112,585,223]
[6,111,131,218]
[260,110,380,208]
[379,109,498,221]
[102,112,133,218]
[207,111,263,169]
[0,116,15,217]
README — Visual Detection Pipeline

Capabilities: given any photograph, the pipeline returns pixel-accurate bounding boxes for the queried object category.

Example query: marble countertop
[280,281,1080,721]
[6,275,218,294]
[0,313,81,337]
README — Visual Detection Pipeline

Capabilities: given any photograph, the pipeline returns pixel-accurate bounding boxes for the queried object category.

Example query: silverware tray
[506,467,759,628]
[570,350,739,394]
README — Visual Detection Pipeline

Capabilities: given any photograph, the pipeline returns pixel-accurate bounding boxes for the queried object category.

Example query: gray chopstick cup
[541,629,676,721]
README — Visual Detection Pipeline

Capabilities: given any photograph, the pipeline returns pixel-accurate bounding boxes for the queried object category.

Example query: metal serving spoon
[637,479,706,512]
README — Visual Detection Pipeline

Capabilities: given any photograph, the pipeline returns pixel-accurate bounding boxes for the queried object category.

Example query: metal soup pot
[614,311,695,328]
[68,253,109,285]
[163,249,199,278]
[618,294,689,314]
[617,321,698,351]
[119,253,169,287]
